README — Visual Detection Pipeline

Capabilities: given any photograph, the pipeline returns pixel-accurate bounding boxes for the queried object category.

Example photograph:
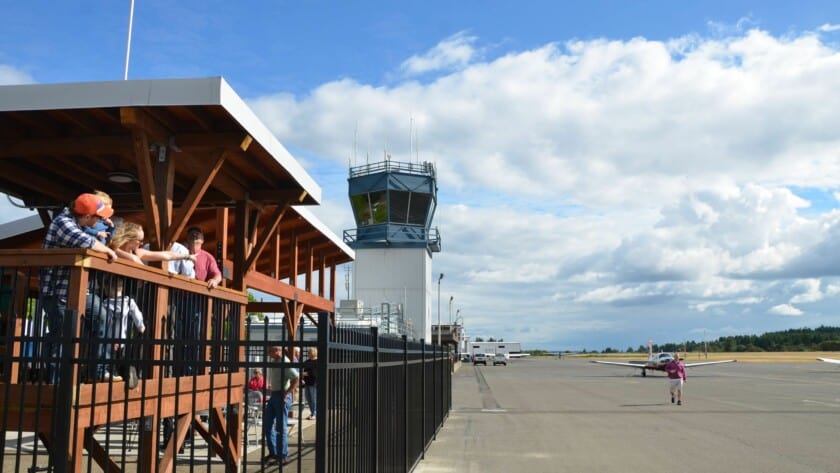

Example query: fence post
[371,326,379,473]
[316,311,329,473]
[51,308,77,473]
[420,339,426,460]
[402,335,408,473]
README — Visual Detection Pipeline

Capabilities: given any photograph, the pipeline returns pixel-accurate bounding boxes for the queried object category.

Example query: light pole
[437,273,444,346]
[448,296,454,325]
[454,310,463,358]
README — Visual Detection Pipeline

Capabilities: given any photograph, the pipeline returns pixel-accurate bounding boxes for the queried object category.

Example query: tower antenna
[353,121,358,167]
[344,264,351,300]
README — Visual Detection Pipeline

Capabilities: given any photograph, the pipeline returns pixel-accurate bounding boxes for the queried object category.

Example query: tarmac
[414,357,840,473]
[6,359,839,472]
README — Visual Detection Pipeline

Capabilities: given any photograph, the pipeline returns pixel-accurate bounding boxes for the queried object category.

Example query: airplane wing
[817,357,840,365]
[684,360,737,367]
[591,360,649,369]
[508,353,530,358]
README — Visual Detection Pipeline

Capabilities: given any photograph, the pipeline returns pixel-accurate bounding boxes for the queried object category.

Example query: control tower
[343,160,441,341]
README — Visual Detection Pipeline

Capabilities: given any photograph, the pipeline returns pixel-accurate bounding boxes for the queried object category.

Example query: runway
[414,357,840,473]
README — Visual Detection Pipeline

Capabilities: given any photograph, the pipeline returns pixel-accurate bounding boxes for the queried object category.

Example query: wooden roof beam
[0,135,132,158]
[166,149,228,244]
[129,130,161,247]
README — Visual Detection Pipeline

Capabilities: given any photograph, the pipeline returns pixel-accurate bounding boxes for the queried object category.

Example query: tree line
[596,326,840,354]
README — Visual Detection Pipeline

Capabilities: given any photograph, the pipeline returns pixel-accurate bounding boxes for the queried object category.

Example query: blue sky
[2,1,840,351]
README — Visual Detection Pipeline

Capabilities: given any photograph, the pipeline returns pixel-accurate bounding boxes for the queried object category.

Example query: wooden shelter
[0,78,354,472]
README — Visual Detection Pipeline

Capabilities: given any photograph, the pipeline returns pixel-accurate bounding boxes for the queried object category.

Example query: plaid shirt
[39,209,97,301]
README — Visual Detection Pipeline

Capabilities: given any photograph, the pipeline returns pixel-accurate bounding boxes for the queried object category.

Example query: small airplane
[817,357,840,365]
[591,340,737,377]
[507,352,530,359]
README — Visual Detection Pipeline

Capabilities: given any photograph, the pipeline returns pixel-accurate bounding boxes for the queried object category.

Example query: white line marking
[803,399,840,407]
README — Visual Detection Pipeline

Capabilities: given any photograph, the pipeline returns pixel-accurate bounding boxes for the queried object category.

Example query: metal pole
[437,273,443,346]
[124,0,135,80]
[448,296,453,325]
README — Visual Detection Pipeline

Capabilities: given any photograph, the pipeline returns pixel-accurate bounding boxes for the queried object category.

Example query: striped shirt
[39,209,97,301]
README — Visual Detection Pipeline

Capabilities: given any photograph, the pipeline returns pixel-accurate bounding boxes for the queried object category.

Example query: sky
[2,0,840,351]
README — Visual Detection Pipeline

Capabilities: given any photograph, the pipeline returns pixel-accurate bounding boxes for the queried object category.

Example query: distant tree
[488,337,496,342]
[603,347,617,353]
[474,337,484,342]
[498,338,504,342]
[653,326,840,353]
[818,340,840,351]
[246,292,264,321]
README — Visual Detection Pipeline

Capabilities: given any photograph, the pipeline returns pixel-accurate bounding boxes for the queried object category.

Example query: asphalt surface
[414,357,840,473]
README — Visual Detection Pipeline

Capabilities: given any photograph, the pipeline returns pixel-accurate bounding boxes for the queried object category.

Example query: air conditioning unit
[338,299,364,317]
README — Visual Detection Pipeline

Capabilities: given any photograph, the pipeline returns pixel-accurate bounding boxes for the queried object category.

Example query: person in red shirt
[664,353,687,405]
[248,368,266,392]
[185,227,222,289]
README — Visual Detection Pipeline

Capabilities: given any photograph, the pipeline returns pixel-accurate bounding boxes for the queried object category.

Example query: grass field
[565,351,840,363]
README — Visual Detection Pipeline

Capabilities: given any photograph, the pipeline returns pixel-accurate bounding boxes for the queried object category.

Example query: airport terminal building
[469,341,523,358]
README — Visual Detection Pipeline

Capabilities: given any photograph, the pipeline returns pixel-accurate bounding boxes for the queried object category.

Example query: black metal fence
[314,313,451,473]
[0,264,451,473]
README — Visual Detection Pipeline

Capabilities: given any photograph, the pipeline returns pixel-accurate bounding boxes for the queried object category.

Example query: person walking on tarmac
[665,353,686,405]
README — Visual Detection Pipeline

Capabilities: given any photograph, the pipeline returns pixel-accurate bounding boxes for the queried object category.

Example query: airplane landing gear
[642,369,646,377]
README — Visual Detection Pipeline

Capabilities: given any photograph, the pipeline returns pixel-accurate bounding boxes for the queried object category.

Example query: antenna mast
[353,122,358,167]
[344,264,351,300]
[124,0,135,80]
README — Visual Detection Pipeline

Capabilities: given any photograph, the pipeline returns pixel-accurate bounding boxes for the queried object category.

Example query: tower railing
[349,160,436,178]
[343,225,441,251]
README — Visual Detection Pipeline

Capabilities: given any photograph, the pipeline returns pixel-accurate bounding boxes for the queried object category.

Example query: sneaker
[262,454,278,465]
[677,400,682,406]
[102,372,124,382]
[127,365,138,389]
[671,395,675,404]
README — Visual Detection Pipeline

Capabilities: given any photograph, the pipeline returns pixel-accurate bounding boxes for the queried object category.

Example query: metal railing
[0,254,451,473]
[349,161,436,179]
[343,225,441,251]
[315,312,451,472]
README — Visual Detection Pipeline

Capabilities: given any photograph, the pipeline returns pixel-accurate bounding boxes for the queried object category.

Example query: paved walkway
[3,412,317,472]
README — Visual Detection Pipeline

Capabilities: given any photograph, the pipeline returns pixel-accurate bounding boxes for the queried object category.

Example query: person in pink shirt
[185,226,222,288]
[664,353,687,405]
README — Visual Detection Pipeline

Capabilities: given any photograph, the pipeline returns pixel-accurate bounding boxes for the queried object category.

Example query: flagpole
[124,0,135,80]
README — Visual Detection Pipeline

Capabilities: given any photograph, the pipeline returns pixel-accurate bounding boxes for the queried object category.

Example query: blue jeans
[41,293,106,383]
[40,295,66,384]
[304,385,317,418]
[263,390,293,458]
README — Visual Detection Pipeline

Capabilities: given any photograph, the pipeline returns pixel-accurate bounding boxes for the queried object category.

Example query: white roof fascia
[292,206,355,260]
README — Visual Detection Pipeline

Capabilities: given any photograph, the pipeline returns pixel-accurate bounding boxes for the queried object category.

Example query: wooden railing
[0,249,247,473]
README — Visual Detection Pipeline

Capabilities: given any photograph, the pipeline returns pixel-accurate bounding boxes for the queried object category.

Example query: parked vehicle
[492,355,507,366]
[473,353,488,366]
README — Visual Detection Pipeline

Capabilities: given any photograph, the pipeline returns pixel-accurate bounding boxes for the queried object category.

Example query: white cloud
[399,32,478,76]
[248,28,840,348]
[818,24,840,32]
[790,279,822,303]
[768,304,803,316]
[0,65,34,85]
[692,296,762,312]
